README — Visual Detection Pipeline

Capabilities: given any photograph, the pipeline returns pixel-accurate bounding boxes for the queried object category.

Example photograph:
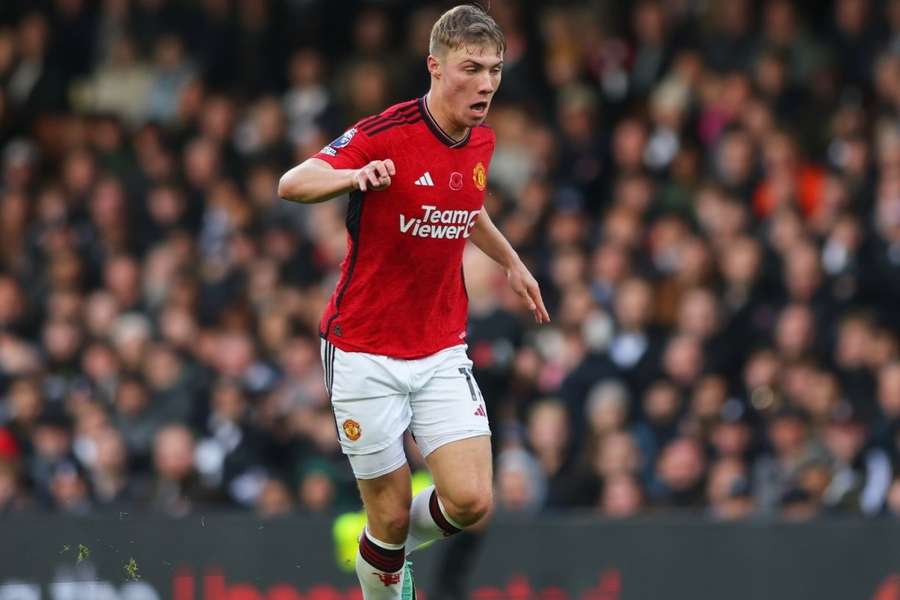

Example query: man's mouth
[470,101,488,115]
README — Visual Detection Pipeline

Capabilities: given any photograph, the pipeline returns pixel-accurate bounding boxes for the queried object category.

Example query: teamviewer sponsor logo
[399,205,480,239]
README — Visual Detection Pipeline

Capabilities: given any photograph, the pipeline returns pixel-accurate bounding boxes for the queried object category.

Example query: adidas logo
[414,172,434,186]
[474,404,486,417]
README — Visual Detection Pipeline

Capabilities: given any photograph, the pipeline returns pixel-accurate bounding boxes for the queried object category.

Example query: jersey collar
[418,96,471,149]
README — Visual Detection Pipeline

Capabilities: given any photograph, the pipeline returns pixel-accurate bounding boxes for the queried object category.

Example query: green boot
[401,561,416,600]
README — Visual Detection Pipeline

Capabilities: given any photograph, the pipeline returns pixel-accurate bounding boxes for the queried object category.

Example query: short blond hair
[429,4,505,57]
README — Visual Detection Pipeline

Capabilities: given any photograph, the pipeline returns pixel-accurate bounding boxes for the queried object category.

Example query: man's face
[433,43,503,128]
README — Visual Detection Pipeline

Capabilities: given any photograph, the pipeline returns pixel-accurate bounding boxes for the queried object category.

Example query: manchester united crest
[342,419,361,441]
[473,162,487,191]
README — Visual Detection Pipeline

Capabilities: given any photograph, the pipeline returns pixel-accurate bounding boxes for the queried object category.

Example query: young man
[278,5,548,599]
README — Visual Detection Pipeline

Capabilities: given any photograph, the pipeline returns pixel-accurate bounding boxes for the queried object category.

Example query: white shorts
[321,340,491,479]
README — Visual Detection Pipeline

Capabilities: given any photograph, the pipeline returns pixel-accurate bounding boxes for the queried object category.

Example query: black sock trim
[359,532,404,572]
[429,490,461,536]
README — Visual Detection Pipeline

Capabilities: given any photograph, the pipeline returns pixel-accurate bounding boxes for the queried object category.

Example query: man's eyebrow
[461,59,504,68]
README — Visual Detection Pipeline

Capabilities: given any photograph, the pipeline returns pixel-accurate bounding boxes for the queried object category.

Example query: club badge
[342,419,361,441]
[473,162,486,191]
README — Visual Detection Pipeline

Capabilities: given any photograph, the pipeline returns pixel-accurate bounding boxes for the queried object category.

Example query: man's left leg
[405,346,493,554]
[405,435,492,553]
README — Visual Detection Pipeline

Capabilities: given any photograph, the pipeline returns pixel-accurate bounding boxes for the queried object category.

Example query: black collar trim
[418,96,470,148]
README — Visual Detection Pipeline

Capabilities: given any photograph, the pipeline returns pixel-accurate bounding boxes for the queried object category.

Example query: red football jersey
[313,97,495,359]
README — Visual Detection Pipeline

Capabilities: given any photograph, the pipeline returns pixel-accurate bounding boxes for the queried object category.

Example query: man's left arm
[468,207,550,324]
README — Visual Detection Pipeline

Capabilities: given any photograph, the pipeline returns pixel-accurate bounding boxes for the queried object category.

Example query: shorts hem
[352,454,409,480]
[419,431,491,458]
[340,437,404,456]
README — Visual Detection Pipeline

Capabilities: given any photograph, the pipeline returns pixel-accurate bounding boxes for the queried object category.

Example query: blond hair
[429,4,505,57]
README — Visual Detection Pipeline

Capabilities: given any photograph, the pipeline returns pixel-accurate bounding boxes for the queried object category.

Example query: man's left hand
[507,262,550,324]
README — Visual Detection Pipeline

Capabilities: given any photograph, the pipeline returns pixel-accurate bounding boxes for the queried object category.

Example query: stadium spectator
[3,0,900,521]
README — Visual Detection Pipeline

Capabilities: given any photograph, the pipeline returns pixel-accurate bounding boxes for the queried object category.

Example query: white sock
[405,485,463,554]
[356,528,406,600]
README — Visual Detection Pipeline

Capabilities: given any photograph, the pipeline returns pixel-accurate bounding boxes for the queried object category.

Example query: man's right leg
[321,339,415,600]
[353,453,412,600]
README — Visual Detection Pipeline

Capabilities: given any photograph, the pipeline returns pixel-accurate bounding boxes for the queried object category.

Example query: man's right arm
[278,158,396,204]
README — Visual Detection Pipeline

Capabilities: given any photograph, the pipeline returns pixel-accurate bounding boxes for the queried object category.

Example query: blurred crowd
[4,0,900,521]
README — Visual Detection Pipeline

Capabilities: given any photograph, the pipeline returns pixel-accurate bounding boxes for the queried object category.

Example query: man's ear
[427,54,441,79]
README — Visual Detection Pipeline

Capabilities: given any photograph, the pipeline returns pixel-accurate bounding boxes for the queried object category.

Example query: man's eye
[466,68,477,73]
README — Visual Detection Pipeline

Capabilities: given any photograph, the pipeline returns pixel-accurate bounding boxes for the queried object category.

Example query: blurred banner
[1,515,899,600]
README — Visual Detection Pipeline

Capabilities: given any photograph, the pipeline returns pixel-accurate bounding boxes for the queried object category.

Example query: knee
[369,505,410,542]
[442,486,493,527]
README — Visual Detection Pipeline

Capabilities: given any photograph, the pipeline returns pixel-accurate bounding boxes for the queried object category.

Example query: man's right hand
[353,159,396,192]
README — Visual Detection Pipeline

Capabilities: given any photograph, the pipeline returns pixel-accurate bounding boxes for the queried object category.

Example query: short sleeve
[312,125,377,169]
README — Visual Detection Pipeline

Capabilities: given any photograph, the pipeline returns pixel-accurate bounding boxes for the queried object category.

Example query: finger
[372,169,390,188]
[366,168,381,188]
[519,288,536,311]
[373,162,389,180]
[530,301,542,323]
[384,159,396,176]
[357,173,368,192]
[535,299,549,323]
[528,284,550,323]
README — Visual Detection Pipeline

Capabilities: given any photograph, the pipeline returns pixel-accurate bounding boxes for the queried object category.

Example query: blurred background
[3,0,900,530]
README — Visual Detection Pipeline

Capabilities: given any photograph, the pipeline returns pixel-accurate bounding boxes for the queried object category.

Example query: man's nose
[478,72,494,94]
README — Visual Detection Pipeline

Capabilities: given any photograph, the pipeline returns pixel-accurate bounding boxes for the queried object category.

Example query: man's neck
[425,91,468,141]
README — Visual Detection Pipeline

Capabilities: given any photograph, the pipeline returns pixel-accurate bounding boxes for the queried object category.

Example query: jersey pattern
[313,97,495,359]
